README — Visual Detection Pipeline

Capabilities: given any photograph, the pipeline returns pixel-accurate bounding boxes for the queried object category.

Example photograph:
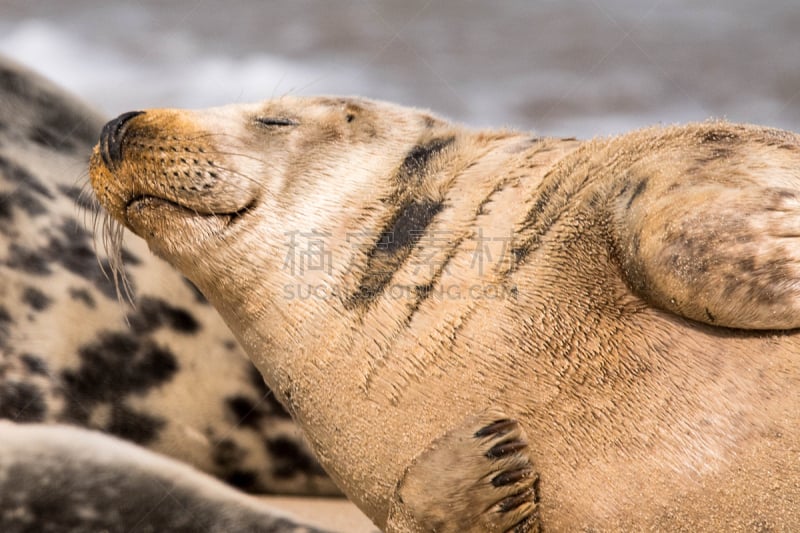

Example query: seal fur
[0,421,331,533]
[90,96,800,531]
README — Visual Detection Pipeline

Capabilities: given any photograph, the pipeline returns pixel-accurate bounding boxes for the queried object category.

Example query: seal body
[90,96,800,531]
[0,422,333,533]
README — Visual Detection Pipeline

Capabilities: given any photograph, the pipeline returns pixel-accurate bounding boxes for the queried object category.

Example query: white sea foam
[0,19,371,116]
[0,20,659,136]
[1,1,798,138]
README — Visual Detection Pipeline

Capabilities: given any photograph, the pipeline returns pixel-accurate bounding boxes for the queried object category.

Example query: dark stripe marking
[625,178,648,210]
[506,165,593,274]
[344,136,457,310]
[404,233,464,323]
[397,136,455,184]
[345,199,443,310]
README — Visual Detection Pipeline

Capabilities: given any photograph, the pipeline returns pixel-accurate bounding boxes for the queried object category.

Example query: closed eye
[255,117,298,127]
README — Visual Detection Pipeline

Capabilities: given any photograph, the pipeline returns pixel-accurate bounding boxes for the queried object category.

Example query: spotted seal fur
[0,421,331,533]
[90,96,800,531]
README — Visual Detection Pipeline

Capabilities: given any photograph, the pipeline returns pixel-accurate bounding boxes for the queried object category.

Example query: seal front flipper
[608,123,800,330]
[387,410,540,533]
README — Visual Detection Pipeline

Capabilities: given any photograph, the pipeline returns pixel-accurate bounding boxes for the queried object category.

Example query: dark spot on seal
[6,244,50,275]
[0,381,47,422]
[61,331,178,444]
[28,123,78,153]
[699,130,740,144]
[22,286,52,311]
[223,339,238,351]
[347,199,443,309]
[57,184,100,213]
[249,365,266,389]
[68,287,96,308]
[705,308,716,322]
[213,437,246,470]
[20,354,49,376]
[120,246,141,266]
[14,189,48,217]
[0,65,33,97]
[48,225,116,296]
[0,197,13,222]
[0,154,54,199]
[695,130,741,163]
[738,257,756,273]
[43,219,137,299]
[209,439,265,490]
[226,395,264,429]
[266,436,327,478]
[0,305,12,347]
[225,470,258,491]
[397,137,455,184]
[626,179,649,210]
[129,296,200,334]
[422,115,438,128]
[0,185,48,221]
[105,402,165,444]
[248,366,292,419]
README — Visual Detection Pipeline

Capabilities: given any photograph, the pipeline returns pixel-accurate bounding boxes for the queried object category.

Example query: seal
[0,421,332,533]
[90,96,800,531]
[0,54,336,498]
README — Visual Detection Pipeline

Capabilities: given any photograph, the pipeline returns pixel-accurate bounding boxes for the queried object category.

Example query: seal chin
[125,195,250,243]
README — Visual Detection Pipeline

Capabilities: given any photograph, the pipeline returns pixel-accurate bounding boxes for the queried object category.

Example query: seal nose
[99,110,145,169]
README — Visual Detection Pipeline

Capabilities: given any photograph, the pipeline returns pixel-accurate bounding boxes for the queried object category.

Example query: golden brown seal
[90,96,800,531]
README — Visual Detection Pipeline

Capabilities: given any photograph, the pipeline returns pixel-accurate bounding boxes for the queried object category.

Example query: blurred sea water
[1,0,799,138]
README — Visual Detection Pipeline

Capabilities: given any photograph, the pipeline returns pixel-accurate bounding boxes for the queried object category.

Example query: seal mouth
[125,194,254,228]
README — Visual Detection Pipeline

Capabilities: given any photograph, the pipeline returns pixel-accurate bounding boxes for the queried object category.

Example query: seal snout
[99,110,145,169]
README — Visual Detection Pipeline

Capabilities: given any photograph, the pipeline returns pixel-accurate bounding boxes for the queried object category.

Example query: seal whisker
[100,212,135,307]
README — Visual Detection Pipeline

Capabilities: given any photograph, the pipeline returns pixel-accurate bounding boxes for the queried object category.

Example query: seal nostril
[100,110,145,169]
